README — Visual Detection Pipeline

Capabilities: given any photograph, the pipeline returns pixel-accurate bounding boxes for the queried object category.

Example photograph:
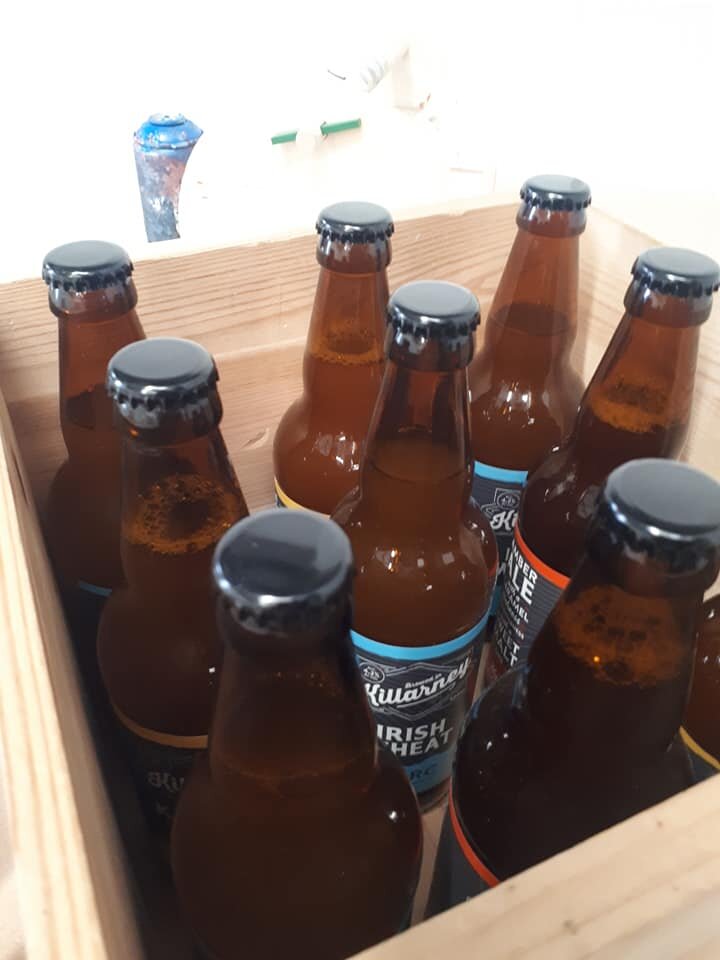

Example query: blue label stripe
[77,580,113,598]
[473,460,528,484]
[351,611,489,662]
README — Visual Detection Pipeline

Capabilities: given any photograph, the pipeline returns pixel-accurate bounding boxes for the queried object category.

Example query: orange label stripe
[449,786,499,888]
[515,525,570,591]
[113,703,208,750]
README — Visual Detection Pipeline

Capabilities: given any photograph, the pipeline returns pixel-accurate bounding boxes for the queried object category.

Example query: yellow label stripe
[274,478,329,516]
[680,726,720,772]
[112,702,208,750]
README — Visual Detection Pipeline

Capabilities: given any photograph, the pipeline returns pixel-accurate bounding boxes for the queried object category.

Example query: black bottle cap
[593,459,720,576]
[520,174,592,211]
[316,201,394,243]
[42,241,134,292]
[388,281,480,340]
[631,248,720,298]
[107,337,219,430]
[213,509,354,634]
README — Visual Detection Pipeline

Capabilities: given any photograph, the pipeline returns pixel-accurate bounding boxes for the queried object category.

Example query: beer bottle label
[472,461,528,614]
[426,787,499,917]
[351,614,488,796]
[680,727,720,783]
[274,477,329,516]
[487,526,569,683]
[113,704,207,831]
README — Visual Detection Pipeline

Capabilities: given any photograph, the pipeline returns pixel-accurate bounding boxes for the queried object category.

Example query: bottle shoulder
[340,506,490,641]
[172,749,421,958]
[519,444,598,575]
[456,671,525,780]
[340,500,490,574]
[684,602,720,754]
[469,380,580,473]
[175,746,421,844]
[454,671,695,878]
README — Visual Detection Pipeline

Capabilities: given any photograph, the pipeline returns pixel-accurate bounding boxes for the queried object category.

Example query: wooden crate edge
[0,389,142,960]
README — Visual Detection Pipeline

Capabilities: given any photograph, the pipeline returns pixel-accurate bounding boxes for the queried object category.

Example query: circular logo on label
[496,490,519,511]
[361,662,385,684]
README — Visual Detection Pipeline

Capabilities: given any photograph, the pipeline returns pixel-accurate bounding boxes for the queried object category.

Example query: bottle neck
[55,283,144,457]
[524,552,702,762]
[481,211,581,367]
[572,289,706,468]
[119,426,246,600]
[208,607,377,806]
[361,358,472,523]
[304,240,389,399]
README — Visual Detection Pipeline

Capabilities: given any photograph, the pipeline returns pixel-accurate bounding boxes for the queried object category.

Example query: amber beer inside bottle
[428,458,720,916]
[682,595,720,778]
[469,175,589,612]
[43,241,145,653]
[488,247,720,683]
[97,338,249,832]
[273,201,392,515]
[171,509,422,960]
[334,281,497,810]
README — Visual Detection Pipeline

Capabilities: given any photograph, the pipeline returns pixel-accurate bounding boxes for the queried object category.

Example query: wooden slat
[358,776,720,960]
[4,203,716,516]
[0,391,142,959]
[0,201,718,959]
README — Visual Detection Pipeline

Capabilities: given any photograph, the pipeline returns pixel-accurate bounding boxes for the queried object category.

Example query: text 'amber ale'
[489,247,720,682]
[172,509,422,960]
[682,595,720,779]
[429,458,720,915]
[334,281,497,809]
[273,201,392,514]
[98,338,248,831]
[43,241,145,658]
[470,175,589,612]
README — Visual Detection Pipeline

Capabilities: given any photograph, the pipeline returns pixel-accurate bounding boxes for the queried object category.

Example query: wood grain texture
[0,202,718,959]
[358,775,720,960]
[0,391,142,959]
[2,203,716,516]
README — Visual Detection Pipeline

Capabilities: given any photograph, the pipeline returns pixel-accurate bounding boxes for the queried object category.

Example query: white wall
[1,0,718,279]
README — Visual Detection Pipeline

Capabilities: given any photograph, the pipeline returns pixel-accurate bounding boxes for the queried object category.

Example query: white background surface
[1,0,718,282]
[0,1,718,955]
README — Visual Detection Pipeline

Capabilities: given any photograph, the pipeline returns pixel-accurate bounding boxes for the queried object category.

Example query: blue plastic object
[133,114,203,242]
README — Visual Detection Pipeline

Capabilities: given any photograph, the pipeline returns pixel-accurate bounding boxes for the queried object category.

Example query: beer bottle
[428,458,720,915]
[469,175,590,613]
[171,509,422,960]
[273,201,393,515]
[43,241,145,655]
[682,595,720,779]
[489,247,720,683]
[333,281,497,810]
[98,338,249,832]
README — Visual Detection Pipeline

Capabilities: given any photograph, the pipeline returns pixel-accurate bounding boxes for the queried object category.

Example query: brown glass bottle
[97,338,249,832]
[333,281,497,810]
[273,201,392,515]
[469,175,590,613]
[43,241,145,657]
[682,595,720,778]
[428,458,720,915]
[172,509,422,960]
[489,247,720,683]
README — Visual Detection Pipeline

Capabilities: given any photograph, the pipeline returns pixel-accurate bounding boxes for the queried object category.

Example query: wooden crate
[0,203,719,959]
